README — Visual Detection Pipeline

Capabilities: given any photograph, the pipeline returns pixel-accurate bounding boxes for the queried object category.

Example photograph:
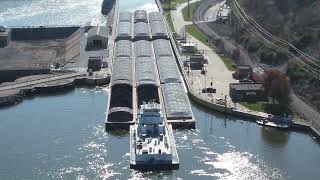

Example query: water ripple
[0,0,105,26]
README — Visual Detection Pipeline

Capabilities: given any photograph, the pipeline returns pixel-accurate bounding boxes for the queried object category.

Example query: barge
[130,101,179,170]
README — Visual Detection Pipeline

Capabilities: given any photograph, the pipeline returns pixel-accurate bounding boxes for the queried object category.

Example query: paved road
[203,0,223,22]
[170,1,242,107]
[193,0,320,126]
[170,0,196,35]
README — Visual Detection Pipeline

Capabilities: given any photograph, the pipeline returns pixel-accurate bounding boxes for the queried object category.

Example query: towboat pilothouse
[129,101,179,170]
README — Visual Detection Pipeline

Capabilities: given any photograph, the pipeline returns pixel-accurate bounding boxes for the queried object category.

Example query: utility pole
[204,72,207,88]
[188,0,190,18]
[224,94,228,115]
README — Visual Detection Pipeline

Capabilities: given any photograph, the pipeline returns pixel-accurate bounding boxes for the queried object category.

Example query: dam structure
[0,24,112,107]
[106,10,195,130]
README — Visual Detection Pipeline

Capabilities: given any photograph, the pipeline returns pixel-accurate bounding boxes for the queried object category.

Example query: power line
[229,0,320,79]
[232,0,320,69]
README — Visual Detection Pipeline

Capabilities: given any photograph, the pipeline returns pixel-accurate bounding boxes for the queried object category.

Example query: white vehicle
[216,98,226,105]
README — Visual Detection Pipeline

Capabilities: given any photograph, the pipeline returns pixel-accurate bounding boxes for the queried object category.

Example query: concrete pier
[0,72,110,107]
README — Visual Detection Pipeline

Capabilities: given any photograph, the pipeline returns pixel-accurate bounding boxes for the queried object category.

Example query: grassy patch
[220,55,237,71]
[240,101,266,112]
[182,2,199,21]
[186,24,236,71]
[186,24,211,47]
[240,99,288,115]
[164,12,176,33]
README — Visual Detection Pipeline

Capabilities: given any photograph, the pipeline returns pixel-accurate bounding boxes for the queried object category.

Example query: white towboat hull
[129,124,179,170]
[256,120,290,129]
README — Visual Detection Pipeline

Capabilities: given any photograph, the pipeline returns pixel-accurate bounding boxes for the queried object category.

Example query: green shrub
[260,47,277,64]
[247,38,260,52]
[287,63,308,82]
[294,31,314,49]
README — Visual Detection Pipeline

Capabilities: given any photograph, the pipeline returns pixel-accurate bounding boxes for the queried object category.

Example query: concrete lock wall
[11,27,80,41]
[0,69,50,83]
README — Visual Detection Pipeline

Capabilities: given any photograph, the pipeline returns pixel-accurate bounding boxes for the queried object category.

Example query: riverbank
[156,0,267,118]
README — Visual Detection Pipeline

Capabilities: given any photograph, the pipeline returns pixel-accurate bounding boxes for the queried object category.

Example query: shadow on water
[0,90,74,111]
[191,101,244,124]
[28,87,75,98]
[106,130,129,137]
[0,86,109,111]
[260,126,289,148]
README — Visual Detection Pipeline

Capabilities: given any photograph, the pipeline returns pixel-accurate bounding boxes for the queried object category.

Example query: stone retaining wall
[0,90,24,107]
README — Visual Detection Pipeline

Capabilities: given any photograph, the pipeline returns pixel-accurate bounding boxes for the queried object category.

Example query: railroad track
[193,0,223,22]
[290,94,320,121]
[193,0,320,125]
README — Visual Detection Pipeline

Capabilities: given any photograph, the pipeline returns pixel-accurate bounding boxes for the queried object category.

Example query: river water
[0,0,157,26]
[0,0,320,179]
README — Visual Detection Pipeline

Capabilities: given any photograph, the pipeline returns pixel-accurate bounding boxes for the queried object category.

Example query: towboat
[129,101,179,170]
[101,0,116,15]
[256,114,292,129]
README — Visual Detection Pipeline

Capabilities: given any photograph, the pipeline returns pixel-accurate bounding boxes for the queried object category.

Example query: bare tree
[232,47,241,62]
[263,69,290,108]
